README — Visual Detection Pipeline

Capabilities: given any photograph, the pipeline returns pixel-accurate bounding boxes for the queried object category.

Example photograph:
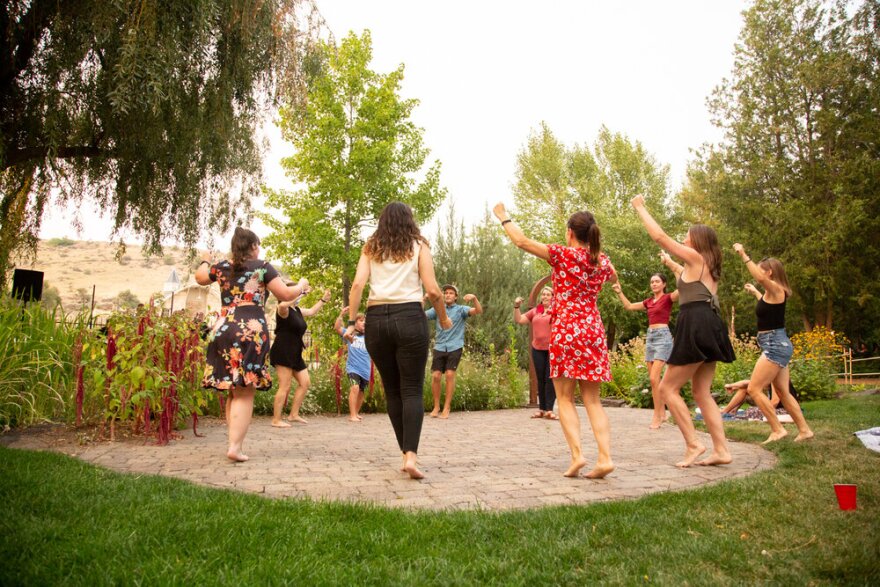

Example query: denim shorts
[757,328,793,368]
[645,326,673,363]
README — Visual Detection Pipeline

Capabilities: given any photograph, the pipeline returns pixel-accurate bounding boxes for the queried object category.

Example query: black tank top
[756,296,786,331]
[275,306,307,339]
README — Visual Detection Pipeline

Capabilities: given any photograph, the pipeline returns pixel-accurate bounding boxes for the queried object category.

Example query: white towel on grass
[854,427,880,454]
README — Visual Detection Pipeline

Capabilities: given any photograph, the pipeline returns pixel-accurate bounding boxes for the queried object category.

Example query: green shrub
[46,237,75,247]
[789,358,836,401]
[0,296,85,427]
[423,348,527,412]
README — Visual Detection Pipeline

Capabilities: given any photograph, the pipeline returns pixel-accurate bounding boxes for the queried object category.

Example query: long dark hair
[231,226,260,271]
[688,224,722,281]
[567,211,601,263]
[364,202,427,262]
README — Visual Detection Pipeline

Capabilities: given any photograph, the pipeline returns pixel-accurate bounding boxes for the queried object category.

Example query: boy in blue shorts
[336,306,372,422]
[425,284,482,418]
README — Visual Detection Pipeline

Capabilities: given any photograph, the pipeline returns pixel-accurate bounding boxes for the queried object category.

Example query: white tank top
[368,241,423,304]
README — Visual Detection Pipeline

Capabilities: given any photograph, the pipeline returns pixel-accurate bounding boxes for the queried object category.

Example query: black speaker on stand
[11,269,44,303]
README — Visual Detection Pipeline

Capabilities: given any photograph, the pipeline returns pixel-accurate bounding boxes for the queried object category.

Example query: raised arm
[631,195,703,267]
[493,202,550,261]
[733,243,783,299]
[513,297,530,325]
[302,289,331,317]
[611,282,645,311]
[659,250,683,278]
[463,293,483,316]
[743,283,763,300]
[335,305,350,334]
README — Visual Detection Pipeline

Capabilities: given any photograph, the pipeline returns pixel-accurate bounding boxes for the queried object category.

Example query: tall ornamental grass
[0,296,85,428]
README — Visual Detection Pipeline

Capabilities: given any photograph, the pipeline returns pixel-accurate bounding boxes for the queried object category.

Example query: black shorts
[431,348,463,373]
[348,373,369,392]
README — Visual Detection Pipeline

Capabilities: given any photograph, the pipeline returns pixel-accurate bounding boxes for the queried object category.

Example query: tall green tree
[261,30,445,301]
[511,123,681,344]
[0,0,322,289]
[685,0,880,338]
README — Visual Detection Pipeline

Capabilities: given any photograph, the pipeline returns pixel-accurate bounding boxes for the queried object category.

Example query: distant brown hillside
[14,239,198,313]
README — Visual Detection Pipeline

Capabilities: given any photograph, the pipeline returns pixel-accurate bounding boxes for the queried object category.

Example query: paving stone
[1,406,776,511]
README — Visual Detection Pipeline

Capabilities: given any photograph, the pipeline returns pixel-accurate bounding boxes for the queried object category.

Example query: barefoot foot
[584,462,615,479]
[227,448,249,462]
[697,451,733,466]
[286,415,308,424]
[563,456,588,478]
[762,429,789,444]
[439,410,450,419]
[676,444,707,468]
[794,430,814,442]
[649,421,663,430]
[348,417,361,422]
[271,420,292,428]
[429,409,439,418]
[403,454,424,479]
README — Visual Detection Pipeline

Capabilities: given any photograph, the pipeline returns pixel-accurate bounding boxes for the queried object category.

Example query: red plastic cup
[834,484,857,510]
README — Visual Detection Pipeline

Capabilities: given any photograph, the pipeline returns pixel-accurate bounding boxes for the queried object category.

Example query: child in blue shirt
[336,306,372,421]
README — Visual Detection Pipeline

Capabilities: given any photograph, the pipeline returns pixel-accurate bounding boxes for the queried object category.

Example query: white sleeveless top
[368,241,423,304]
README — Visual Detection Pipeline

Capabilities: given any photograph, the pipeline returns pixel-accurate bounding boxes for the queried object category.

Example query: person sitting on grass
[335,307,372,422]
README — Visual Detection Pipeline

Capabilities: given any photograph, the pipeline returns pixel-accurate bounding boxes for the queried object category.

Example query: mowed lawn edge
[1,395,878,586]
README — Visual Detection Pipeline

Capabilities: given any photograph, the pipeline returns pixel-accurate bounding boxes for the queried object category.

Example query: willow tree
[0,0,323,289]
[685,0,880,335]
[261,30,445,302]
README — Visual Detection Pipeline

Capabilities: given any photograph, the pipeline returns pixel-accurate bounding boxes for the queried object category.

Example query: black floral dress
[202,259,279,391]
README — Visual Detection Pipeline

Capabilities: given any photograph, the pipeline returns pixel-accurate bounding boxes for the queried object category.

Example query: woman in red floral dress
[494,202,618,479]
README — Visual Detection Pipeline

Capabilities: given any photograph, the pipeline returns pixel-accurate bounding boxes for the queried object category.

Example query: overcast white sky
[40,0,749,244]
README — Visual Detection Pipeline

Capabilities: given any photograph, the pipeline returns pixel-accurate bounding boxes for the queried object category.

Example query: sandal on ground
[531,410,545,419]
[544,412,558,420]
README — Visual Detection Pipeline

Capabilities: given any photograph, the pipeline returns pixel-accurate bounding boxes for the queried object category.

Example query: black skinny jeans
[531,347,556,412]
[365,302,429,454]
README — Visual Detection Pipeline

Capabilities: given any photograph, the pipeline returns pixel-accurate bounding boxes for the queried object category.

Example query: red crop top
[643,293,673,325]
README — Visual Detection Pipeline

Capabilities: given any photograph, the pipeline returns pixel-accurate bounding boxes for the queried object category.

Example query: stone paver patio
[3,407,775,511]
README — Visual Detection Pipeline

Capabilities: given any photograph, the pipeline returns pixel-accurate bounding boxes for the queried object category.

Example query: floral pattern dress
[202,259,279,391]
[546,244,615,381]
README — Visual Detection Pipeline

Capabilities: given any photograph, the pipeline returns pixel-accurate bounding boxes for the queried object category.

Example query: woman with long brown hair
[196,227,308,462]
[346,202,450,479]
[733,244,814,443]
[494,202,618,479]
[632,195,735,467]
[611,257,680,429]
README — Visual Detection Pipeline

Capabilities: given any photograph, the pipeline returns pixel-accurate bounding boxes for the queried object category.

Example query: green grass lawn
[2,395,878,586]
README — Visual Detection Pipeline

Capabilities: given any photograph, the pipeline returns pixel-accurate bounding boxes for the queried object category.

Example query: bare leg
[348,383,362,421]
[553,377,588,477]
[580,381,614,478]
[227,385,255,462]
[660,363,707,467]
[748,356,788,443]
[440,370,456,418]
[773,368,813,441]
[224,391,232,423]
[430,370,441,417]
[690,362,732,466]
[287,368,310,423]
[271,365,292,428]
[648,360,667,428]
